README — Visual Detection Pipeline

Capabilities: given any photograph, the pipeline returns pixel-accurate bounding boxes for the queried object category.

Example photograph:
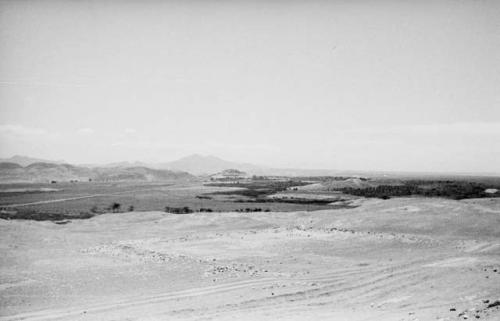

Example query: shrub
[165,206,193,214]
[338,180,500,200]
[235,207,264,213]
[111,202,121,213]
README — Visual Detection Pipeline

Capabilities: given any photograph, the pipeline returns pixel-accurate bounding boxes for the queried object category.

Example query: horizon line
[1,154,499,177]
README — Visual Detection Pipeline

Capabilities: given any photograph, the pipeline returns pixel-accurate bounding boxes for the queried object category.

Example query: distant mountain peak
[156,154,262,175]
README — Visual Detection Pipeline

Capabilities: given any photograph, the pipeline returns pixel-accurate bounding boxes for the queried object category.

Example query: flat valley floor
[1,197,499,320]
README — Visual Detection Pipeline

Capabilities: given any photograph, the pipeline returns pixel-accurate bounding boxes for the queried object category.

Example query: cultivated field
[0,181,339,220]
[1,176,499,220]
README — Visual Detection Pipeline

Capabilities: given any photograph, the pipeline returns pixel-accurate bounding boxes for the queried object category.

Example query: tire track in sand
[199,259,435,319]
[0,259,435,321]
[0,264,400,321]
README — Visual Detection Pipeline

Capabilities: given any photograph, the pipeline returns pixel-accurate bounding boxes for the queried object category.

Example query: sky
[0,0,499,173]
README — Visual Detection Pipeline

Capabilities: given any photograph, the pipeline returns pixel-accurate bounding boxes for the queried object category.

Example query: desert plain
[1,195,499,321]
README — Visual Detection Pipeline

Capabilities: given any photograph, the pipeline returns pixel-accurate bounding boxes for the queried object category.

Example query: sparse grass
[165,206,193,214]
[0,181,336,220]
[233,198,333,205]
[0,208,95,221]
[206,180,310,196]
[203,179,342,205]
[3,177,495,221]
[204,180,311,199]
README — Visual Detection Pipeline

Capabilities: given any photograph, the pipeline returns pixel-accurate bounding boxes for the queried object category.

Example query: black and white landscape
[0,1,499,321]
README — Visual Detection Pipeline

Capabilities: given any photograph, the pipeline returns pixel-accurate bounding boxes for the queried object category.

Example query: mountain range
[1,154,498,184]
[0,161,194,183]
[90,154,345,176]
[115,154,345,176]
[0,154,344,183]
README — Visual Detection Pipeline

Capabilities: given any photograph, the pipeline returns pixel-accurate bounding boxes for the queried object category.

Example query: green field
[2,175,499,221]
[0,180,339,220]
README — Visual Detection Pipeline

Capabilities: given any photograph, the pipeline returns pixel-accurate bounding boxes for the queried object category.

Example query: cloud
[0,124,48,137]
[0,81,87,88]
[343,122,500,137]
[0,124,61,158]
[203,141,278,153]
[77,128,95,135]
[124,128,137,134]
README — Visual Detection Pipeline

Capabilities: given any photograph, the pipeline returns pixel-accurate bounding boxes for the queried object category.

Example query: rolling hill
[0,162,194,183]
[0,155,65,167]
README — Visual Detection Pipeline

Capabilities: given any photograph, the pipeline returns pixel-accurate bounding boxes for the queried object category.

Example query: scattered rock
[486,300,500,309]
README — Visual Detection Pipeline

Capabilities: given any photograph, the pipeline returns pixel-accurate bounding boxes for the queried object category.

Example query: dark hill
[0,163,195,183]
[0,162,23,170]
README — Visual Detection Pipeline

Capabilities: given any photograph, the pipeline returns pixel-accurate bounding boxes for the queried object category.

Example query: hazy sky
[0,0,499,173]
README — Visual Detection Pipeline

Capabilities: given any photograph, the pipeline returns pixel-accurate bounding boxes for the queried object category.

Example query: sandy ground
[1,197,499,321]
